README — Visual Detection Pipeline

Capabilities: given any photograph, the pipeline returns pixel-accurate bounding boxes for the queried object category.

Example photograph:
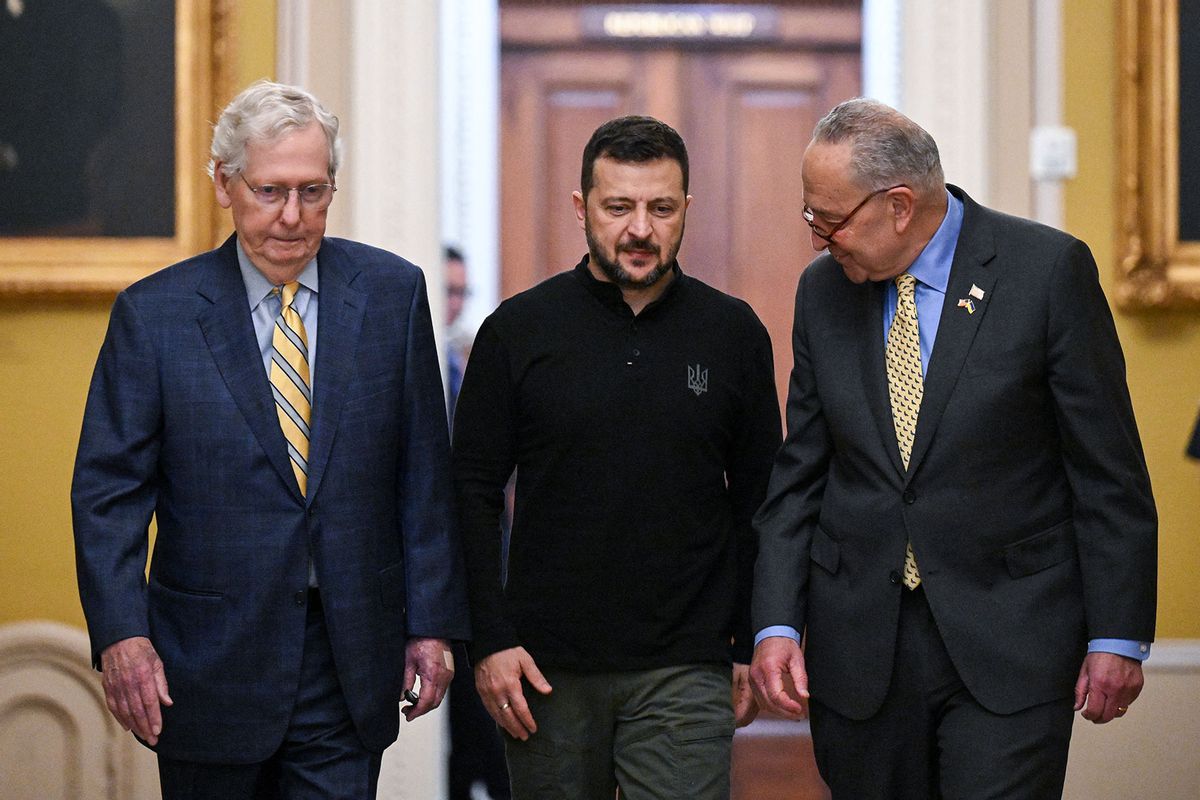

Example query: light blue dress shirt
[237,240,320,586]
[756,191,1149,662]
[236,240,319,384]
[880,190,962,375]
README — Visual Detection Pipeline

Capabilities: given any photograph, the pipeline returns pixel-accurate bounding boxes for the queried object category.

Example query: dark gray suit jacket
[73,235,470,761]
[753,186,1157,719]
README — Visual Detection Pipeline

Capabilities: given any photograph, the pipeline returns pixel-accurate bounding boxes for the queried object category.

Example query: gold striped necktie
[270,282,312,496]
[886,273,922,589]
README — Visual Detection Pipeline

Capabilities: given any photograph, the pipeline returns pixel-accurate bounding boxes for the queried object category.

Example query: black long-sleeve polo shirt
[452,256,781,671]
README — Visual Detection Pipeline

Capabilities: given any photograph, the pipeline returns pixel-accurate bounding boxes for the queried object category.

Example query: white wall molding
[862,0,1043,216]
[1141,638,1200,672]
[1065,638,1200,798]
[275,0,311,89]
[862,0,903,107]
[439,0,500,332]
[0,621,158,800]
[1032,0,1065,227]
[900,0,991,202]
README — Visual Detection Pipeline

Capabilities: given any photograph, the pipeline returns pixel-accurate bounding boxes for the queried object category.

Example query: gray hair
[207,80,342,180]
[812,98,944,194]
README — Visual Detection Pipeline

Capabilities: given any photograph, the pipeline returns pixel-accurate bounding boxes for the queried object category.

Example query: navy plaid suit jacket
[73,235,470,761]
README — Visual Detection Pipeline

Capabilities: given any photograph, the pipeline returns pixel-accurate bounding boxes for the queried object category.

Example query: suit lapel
[907,190,998,477]
[196,237,300,496]
[858,279,906,475]
[305,239,367,502]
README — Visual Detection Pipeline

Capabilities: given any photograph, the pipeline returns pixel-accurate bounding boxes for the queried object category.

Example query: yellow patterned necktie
[886,273,922,589]
[270,282,312,496]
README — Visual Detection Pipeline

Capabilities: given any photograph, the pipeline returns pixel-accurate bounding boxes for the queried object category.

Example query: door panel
[683,50,860,394]
[502,50,643,297]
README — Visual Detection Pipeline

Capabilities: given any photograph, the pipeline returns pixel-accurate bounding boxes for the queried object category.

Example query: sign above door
[581,5,780,42]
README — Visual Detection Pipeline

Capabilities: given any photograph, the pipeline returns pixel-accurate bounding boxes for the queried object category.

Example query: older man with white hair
[72,80,469,799]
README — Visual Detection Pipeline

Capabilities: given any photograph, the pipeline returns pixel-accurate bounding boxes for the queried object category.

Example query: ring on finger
[499,701,511,711]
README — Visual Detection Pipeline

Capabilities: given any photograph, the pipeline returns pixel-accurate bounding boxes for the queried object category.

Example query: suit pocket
[1003,520,1076,578]
[811,528,841,575]
[147,579,227,666]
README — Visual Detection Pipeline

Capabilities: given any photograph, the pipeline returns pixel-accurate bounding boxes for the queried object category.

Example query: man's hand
[402,637,455,721]
[1074,651,1144,724]
[99,636,172,746]
[732,662,759,727]
[750,636,809,720]
[474,646,553,741]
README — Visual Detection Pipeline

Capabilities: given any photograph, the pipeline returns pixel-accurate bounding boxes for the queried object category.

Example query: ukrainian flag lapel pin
[958,283,985,314]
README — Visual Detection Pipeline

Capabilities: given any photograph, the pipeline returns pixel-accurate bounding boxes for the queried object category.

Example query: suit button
[294,590,307,606]
[889,571,902,585]
[902,490,916,504]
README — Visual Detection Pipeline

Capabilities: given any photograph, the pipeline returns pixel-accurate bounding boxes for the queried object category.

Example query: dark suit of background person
[71,81,469,799]
[750,99,1157,800]
[444,245,512,800]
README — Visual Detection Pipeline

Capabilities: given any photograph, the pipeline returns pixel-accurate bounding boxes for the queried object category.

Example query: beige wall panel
[0,622,158,800]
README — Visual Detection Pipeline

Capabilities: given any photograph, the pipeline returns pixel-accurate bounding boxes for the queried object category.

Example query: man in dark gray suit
[72,81,469,799]
[750,99,1157,799]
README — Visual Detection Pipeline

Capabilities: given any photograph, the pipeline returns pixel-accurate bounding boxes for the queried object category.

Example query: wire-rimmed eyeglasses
[240,174,337,209]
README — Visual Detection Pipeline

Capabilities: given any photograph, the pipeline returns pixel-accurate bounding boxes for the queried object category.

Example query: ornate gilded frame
[1116,0,1200,308]
[0,0,235,296]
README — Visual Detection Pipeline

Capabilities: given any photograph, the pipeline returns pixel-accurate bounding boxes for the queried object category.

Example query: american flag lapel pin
[969,284,985,300]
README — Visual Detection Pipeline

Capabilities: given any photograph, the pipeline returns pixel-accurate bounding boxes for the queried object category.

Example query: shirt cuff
[755,625,802,647]
[1088,638,1151,661]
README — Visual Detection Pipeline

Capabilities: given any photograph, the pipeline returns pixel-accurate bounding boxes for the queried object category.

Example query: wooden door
[501,3,860,399]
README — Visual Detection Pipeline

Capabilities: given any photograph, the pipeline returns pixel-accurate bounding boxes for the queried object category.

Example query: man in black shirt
[452,116,781,799]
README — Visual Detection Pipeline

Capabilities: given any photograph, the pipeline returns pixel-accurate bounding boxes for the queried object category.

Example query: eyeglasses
[803,184,906,243]
[240,174,336,209]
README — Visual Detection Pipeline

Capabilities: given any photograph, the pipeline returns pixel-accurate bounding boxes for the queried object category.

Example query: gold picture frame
[0,0,235,296]
[1116,0,1200,309]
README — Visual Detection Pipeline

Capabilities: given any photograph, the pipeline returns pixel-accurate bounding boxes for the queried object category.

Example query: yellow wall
[0,3,276,629]
[1063,0,1200,637]
[3,2,1196,641]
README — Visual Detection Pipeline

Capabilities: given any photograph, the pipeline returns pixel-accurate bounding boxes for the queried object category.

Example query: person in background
[453,115,781,799]
[72,80,469,799]
[444,244,512,800]
[444,245,471,414]
[751,98,1157,799]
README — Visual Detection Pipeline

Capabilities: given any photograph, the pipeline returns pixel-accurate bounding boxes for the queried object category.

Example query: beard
[584,217,681,290]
